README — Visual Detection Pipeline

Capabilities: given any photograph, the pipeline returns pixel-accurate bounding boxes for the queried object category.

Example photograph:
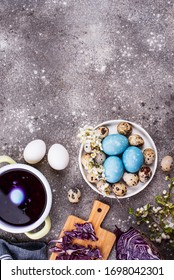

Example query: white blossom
[155,237,162,243]
[163,190,167,195]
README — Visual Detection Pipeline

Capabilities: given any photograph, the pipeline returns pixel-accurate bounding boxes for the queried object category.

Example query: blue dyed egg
[122,146,144,173]
[104,156,124,183]
[102,134,129,156]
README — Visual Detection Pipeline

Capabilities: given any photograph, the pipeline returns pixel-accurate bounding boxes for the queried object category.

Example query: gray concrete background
[0,0,174,259]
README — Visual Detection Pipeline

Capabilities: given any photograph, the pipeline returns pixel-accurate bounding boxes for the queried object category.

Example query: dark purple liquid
[0,169,46,226]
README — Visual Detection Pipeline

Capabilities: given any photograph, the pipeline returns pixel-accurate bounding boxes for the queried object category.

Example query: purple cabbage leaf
[114,226,163,260]
[64,222,98,241]
[49,222,102,260]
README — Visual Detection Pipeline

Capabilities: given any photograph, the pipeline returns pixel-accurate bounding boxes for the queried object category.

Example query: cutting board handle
[88,200,110,228]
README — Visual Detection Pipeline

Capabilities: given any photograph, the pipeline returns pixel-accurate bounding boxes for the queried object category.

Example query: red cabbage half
[114,226,163,260]
[49,222,102,260]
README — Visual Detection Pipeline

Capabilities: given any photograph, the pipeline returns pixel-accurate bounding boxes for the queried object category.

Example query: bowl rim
[78,119,158,199]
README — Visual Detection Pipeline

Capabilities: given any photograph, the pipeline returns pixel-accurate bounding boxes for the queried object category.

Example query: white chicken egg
[23,139,46,164]
[48,144,69,170]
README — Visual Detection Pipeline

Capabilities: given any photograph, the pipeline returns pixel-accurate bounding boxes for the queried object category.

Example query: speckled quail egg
[117,122,132,136]
[81,154,93,170]
[84,141,92,153]
[112,182,127,196]
[95,151,106,165]
[96,180,112,196]
[123,172,139,187]
[128,134,144,146]
[161,155,173,172]
[96,126,109,139]
[138,166,152,183]
[68,187,81,203]
[143,148,156,165]
[86,172,98,184]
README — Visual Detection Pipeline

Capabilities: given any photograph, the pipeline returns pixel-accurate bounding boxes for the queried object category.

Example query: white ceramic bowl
[79,120,158,199]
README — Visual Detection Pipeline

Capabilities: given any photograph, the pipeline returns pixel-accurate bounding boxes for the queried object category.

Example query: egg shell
[96,180,112,195]
[112,182,127,196]
[161,155,173,172]
[86,172,98,184]
[95,151,106,165]
[48,144,69,170]
[23,139,46,164]
[117,122,132,136]
[143,148,156,165]
[102,134,129,156]
[84,141,92,153]
[68,188,81,203]
[123,172,139,186]
[128,134,144,147]
[103,156,124,183]
[96,126,109,139]
[122,146,144,173]
[138,166,152,183]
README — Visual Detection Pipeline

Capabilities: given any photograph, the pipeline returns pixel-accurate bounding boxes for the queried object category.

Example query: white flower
[163,190,167,195]
[153,206,162,213]
[155,237,162,243]
[88,165,105,181]
[165,221,174,230]
[91,152,97,158]
[78,126,103,151]
[161,233,167,239]
[142,212,148,218]
[143,204,149,210]
[99,182,111,196]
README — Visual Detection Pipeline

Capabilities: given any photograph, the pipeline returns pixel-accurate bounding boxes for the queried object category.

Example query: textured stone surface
[0,0,174,259]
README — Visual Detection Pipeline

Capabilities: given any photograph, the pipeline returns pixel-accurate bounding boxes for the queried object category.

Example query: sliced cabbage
[49,222,102,260]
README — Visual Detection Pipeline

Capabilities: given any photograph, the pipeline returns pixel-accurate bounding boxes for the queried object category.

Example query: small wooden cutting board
[50,200,116,260]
